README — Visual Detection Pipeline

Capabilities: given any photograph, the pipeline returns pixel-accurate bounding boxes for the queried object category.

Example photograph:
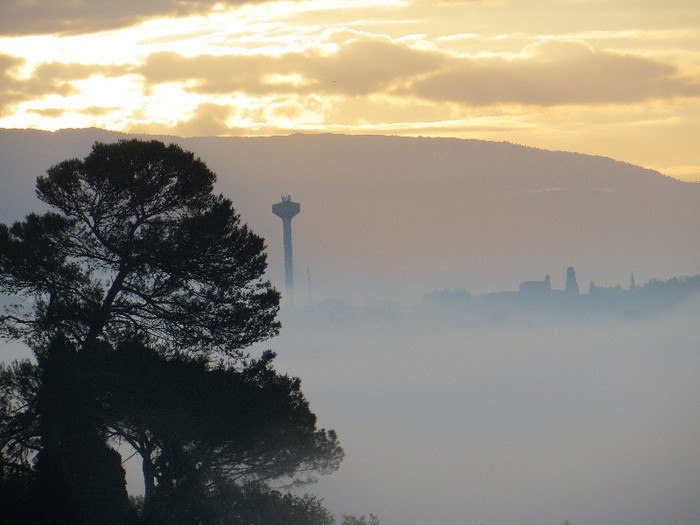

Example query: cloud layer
[0,0,698,179]
[0,0,260,36]
[131,37,699,106]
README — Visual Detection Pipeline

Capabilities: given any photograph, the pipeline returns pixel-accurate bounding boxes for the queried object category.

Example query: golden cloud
[26,105,121,119]
[136,37,447,96]
[126,102,234,137]
[0,54,28,116]
[409,40,700,106]
[135,37,700,108]
[0,55,131,111]
[0,54,132,118]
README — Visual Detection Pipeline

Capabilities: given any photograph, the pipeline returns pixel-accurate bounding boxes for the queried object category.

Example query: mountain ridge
[1,128,698,302]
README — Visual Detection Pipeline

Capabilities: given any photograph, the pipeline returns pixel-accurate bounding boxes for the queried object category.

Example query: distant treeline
[589,274,700,296]
[421,274,700,321]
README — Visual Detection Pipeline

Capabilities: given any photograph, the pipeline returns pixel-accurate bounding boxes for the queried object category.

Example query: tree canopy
[102,342,343,501]
[0,139,279,355]
[0,139,344,524]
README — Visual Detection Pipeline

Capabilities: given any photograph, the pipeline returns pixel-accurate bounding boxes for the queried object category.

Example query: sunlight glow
[0,0,697,179]
[262,73,310,87]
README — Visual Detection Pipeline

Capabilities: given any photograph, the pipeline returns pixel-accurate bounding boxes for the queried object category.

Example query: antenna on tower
[272,195,300,306]
[307,267,312,306]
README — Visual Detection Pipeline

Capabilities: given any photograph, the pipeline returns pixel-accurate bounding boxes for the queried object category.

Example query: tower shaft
[272,196,300,305]
[281,217,294,292]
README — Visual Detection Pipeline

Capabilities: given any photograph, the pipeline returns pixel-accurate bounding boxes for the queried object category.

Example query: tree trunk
[143,452,156,505]
[33,337,135,525]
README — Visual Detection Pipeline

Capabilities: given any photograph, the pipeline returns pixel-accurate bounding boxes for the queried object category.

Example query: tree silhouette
[340,514,381,525]
[0,359,40,522]
[0,139,279,354]
[0,139,335,523]
[0,345,344,523]
[200,482,336,525]
[100,341,342,513]
[0,359,40,480]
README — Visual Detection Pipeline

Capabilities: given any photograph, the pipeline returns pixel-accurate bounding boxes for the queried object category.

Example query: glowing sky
[1,0,699,180]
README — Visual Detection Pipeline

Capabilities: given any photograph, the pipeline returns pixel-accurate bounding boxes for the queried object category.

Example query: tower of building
[272,195,300,304]
[565,266,579,294]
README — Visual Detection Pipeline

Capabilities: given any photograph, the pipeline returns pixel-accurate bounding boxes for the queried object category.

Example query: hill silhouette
[1,129,698,302]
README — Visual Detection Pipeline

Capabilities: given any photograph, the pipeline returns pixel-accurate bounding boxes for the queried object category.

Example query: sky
[1,0,699,181]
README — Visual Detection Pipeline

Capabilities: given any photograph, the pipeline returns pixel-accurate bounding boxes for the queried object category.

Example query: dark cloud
[0,0,263,36]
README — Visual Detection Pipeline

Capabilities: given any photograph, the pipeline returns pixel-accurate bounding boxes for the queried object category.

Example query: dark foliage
[133,480,335,525]
[0,139,279,355]
[0,360,40,480]
[0,343,343,523]
[97,340,343,512]
[0,140,342,524]
[204,482,336,525]
[340,515,381,525]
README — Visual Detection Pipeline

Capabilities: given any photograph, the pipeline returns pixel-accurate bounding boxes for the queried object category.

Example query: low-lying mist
[2,129,699,524]
[263,296,700,525]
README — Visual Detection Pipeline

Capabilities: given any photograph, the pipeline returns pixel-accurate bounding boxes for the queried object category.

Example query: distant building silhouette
[519,274,551,295]
[565,266,579,295]
[427,268,700,323]
[272,195,300,305]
